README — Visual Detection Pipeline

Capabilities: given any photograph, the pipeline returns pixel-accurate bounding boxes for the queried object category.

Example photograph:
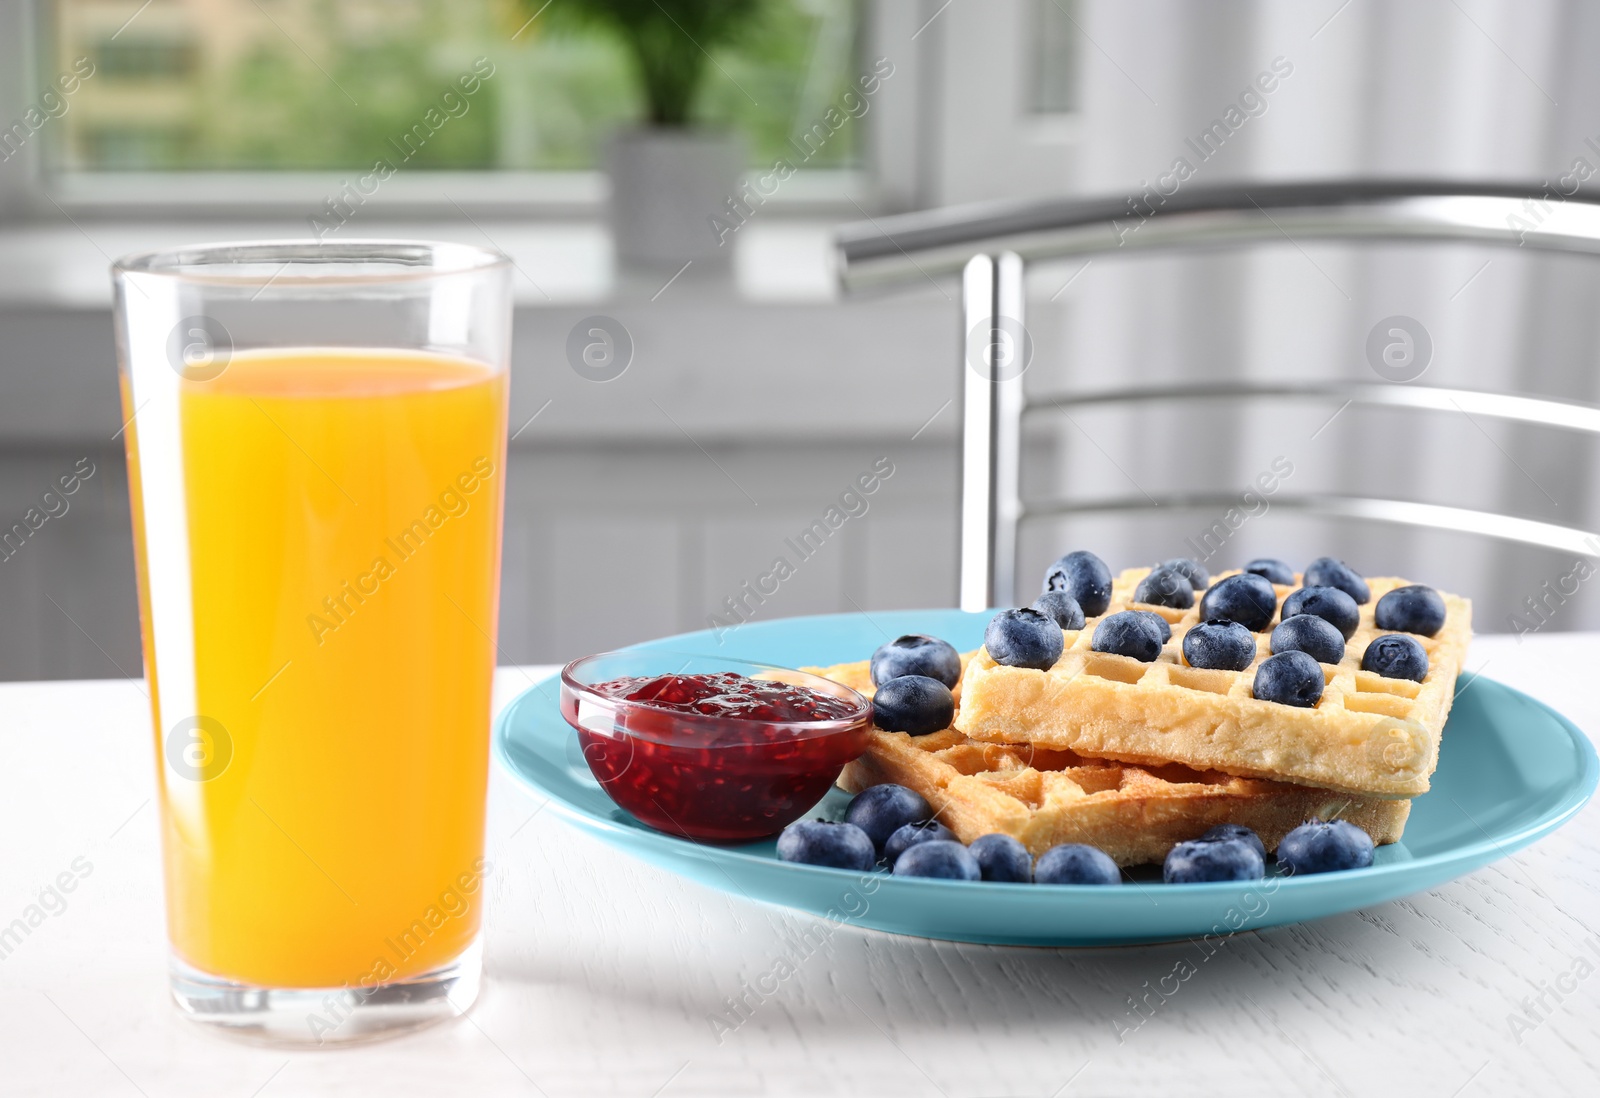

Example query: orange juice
[124,348,507,989]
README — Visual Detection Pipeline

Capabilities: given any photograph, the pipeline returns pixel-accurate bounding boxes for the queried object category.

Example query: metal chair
[833,181,1600,611]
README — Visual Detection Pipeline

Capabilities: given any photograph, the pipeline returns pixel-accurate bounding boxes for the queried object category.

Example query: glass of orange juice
[111,242,511,1044]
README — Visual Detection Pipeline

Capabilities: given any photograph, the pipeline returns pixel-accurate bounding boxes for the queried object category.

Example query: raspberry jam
[560,668,870,844]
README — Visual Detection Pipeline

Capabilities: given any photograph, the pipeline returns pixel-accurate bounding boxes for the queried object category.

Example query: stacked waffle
[812,565,1471,867]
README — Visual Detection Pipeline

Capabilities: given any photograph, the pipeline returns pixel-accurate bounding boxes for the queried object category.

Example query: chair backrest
[834,181,1600,611]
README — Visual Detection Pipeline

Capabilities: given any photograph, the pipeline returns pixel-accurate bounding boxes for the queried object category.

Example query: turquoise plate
[493,610,1598,946]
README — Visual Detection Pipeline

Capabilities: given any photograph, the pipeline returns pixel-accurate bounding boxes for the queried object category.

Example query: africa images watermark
[306,456,498,645]
[309,57,497,240]
[0,57,95,164]
[1505,933,1600,1045]
[708,57,896,246]
[165,715,232,783]
[0,458,98,565]
[709,867,885,1044]
[1506,537,1600,639]
[1182,455,1294,564]
[1366,315,1431,384]
[707,457,896,642]
[1113,56,1294,245]
[1501,128,1600,243]
[0,857,94,963]
[1113,869,1292,1043]
[566,315,633,383]
[304,856,490,1043]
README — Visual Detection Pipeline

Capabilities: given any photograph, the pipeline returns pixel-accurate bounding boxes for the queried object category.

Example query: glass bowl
[559,651,872,843]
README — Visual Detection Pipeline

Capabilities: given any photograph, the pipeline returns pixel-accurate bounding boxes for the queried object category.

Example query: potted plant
[535,0,765,269]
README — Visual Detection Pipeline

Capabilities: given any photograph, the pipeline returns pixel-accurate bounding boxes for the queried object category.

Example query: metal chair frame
[834,181,1600,611]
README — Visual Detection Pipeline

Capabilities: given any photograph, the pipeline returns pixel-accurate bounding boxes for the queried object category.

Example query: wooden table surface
[1,632,1596,1097]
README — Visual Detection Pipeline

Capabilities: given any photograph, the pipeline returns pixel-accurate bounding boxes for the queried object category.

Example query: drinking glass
[112,241,511,1044]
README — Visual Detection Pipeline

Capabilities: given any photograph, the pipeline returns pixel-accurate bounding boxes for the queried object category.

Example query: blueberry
[883,819,957,866]
[1361,634,1429,682]
[1374,585,1447,637]
[1134,565,1195,609]
[1034,843,1121,885]
[1198,572,1279,632]
[845,784,933,853]
[1252,650,1325,707]
[1199,823,1267,863]
[1270,614,1346,664]
[1182,619,1257,671]
[892,840,981,880]
[1245,557,1296,585]
[967,834,1033,882]
[1276,818,1376,875]
[871,675,954,735]
[776,820,876,871]
[1162,557,1211,592]
[1132,609,1172,643]
[870,634,963,688]
[1163,838,1265,882]
[985,608,1065,670]
[1091,611,1163,662]
[1281,585,1361,640]
[1042,550,1112,617]
[1303,556,1371,604]
[1031,591,1086,631]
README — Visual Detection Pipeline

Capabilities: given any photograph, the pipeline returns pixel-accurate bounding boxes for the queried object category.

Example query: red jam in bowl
[559,666,871,843]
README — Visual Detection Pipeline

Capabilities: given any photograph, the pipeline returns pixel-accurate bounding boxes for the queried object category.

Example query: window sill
[33,169,873,221]
[0,216,849,307]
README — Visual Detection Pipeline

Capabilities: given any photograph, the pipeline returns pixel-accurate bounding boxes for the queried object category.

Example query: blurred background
[1,0,1598,680]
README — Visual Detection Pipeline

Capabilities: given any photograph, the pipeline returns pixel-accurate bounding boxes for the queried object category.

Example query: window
[5,0,1079,217]
[1030,0,1079,115]
[47,0,863,173]
[919,0,1082,206]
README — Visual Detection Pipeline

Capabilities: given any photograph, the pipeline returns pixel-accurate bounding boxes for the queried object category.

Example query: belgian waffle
[957,569,1472,798]
[813,658,1410,865]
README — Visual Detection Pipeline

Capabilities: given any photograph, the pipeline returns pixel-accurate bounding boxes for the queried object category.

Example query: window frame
[917,0,1085,207]
[2,0,892,223]
[1,0,1080,225]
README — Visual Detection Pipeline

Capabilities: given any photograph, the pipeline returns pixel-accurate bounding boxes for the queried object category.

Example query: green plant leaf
[531,0,768,126]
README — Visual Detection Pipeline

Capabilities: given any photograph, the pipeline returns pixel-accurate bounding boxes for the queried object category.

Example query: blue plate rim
[492,621,1599,896]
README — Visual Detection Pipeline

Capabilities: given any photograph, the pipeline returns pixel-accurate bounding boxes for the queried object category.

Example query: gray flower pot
[606,128,745,270]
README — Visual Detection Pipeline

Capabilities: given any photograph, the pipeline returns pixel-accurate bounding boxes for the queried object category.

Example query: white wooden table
[2,633,1596,1097]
